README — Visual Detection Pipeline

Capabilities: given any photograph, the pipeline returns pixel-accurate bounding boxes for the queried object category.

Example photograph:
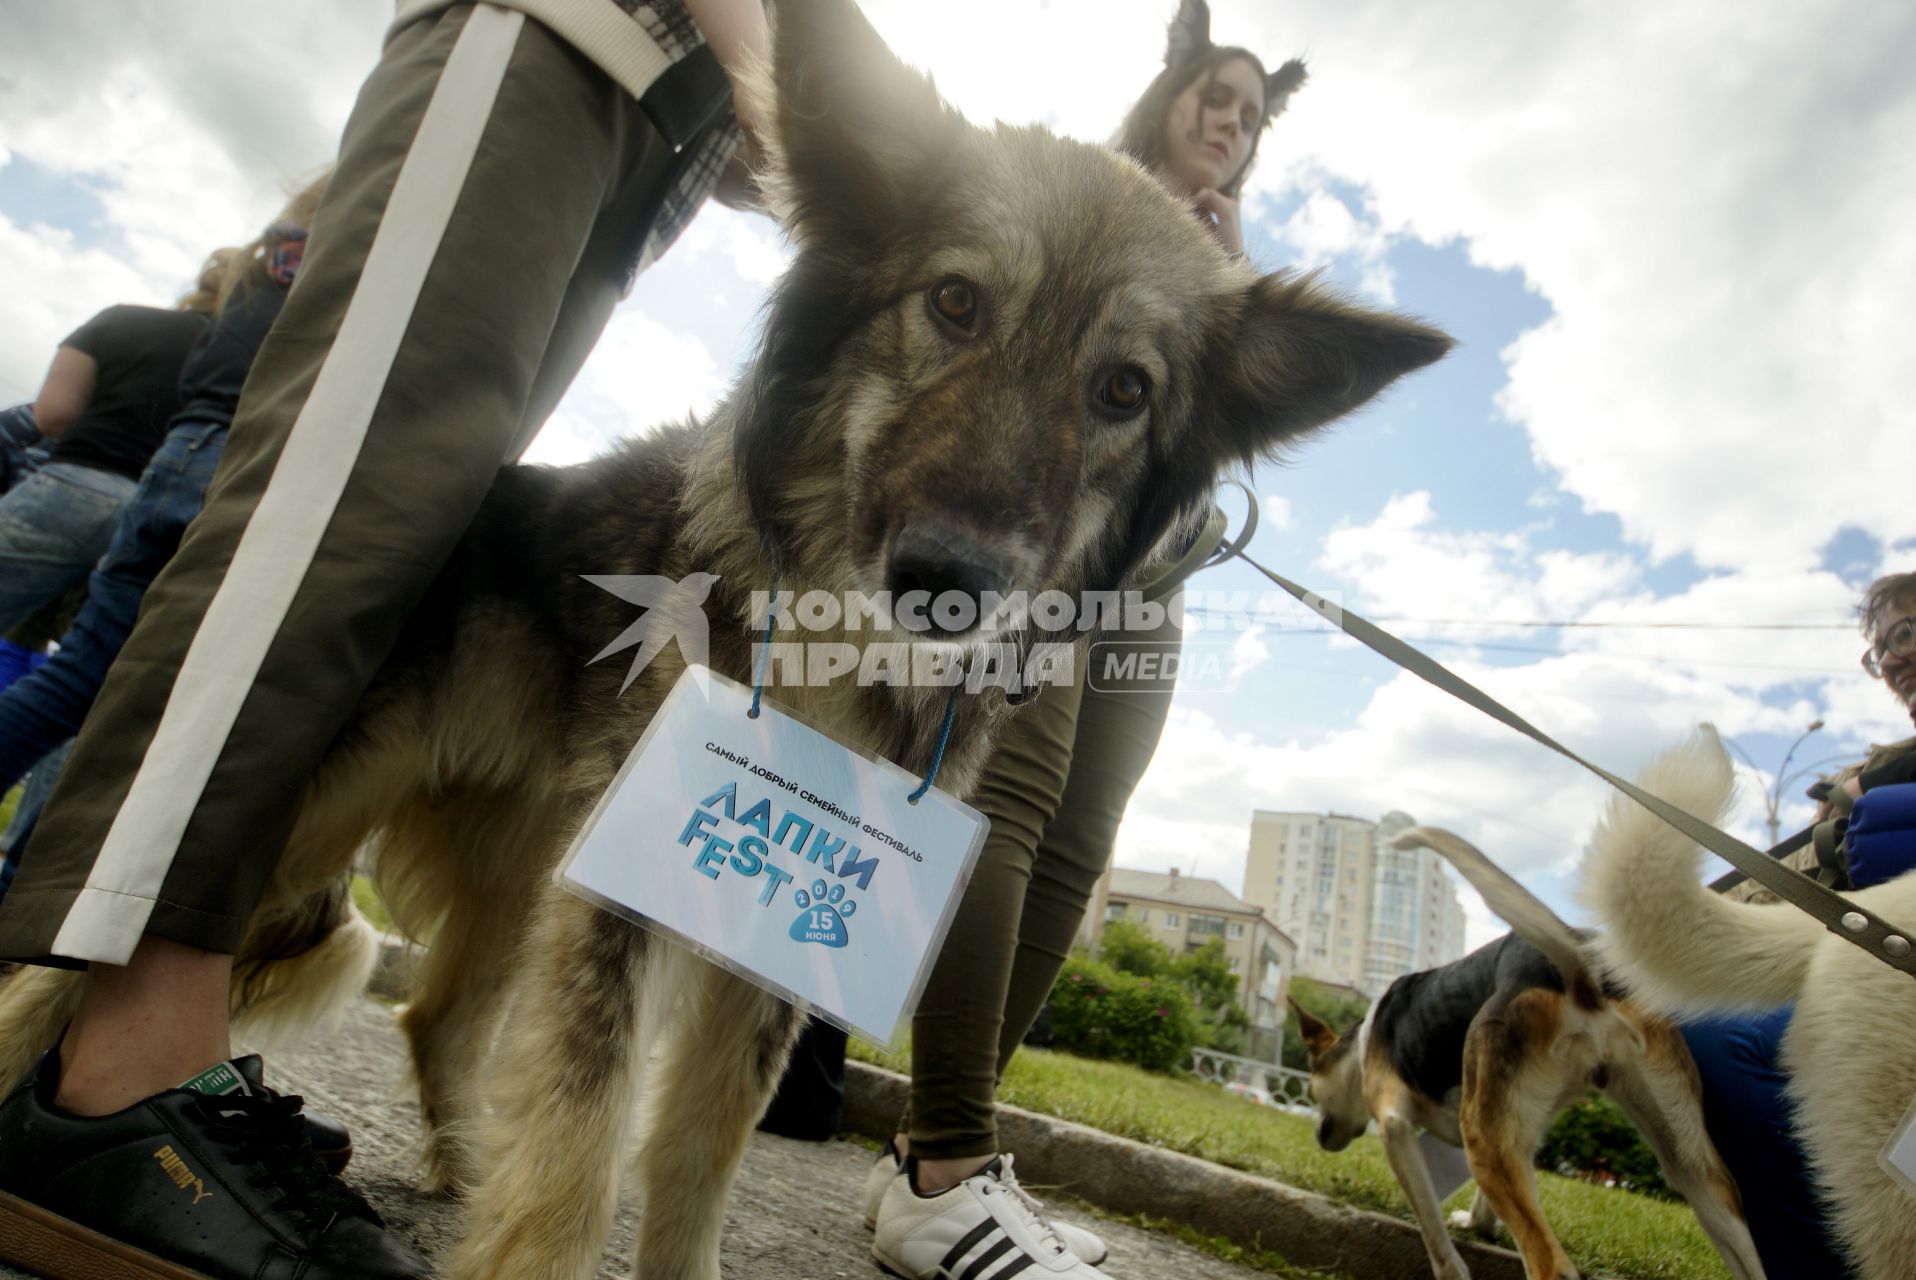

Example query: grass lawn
[350,873,394,935]
[852,1039,1730,1280]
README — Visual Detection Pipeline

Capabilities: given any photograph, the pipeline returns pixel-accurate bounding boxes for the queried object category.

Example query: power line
[1182,610,1854,675]
[1363,617,1851,631]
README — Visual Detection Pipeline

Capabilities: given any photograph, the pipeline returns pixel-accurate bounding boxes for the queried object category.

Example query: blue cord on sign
[907,692,960,804]
[749,571,779,719]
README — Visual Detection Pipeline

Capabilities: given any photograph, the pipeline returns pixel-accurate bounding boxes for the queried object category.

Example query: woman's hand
[1814,774,1865,823]
[1191,188,1244,255]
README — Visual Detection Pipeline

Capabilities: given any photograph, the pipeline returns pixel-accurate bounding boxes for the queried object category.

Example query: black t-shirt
[48,304,208,481]
[172,283,288,430]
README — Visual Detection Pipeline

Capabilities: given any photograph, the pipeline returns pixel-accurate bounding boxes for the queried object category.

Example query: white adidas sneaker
[863,1142,1108,1264]
[863,1140,903,1230]
[873,1154,1110,1279]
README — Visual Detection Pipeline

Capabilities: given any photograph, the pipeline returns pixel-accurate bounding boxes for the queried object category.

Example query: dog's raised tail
[1392,825,1603,1009]
[1581,729,1818,1015]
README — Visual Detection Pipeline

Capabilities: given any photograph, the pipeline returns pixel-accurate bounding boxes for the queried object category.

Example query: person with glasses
[1677,570,1916,1278]
[1804,574,1916,825]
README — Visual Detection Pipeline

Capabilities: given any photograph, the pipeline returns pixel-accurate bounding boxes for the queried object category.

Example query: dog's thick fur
[1294,821,1762,1280]
[0,3,1451,1276]
[1585,732,1916,1278]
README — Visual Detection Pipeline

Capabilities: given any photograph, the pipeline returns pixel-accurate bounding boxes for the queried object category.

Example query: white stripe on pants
[50,5,528,964]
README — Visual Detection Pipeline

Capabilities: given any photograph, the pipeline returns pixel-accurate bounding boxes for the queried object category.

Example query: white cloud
[674,204,793,288]
[1317,491,1640,641]
[519,310,727,466]
[1228,625,1270,682]
[1115,655,1789,949]
[1261,493,1295,531]
[1212,0,1916,573]
[1312,492,1884,710]
[0,4,380,404]
[1259,186,1395,301]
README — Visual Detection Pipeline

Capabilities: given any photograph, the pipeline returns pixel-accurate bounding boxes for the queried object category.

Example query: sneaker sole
[870,1241,920,1279]
[0,1190,211,1280]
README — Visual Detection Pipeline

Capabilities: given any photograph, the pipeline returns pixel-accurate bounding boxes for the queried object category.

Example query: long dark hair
[1115,46,1281,198]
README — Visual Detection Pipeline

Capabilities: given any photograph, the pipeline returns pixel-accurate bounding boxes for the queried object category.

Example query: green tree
[1098,917,1175,978]
[1174,937,1239,1012]
[1174,938,1248,1054]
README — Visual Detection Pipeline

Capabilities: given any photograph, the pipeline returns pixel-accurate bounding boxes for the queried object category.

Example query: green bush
[1049,954,1202,1073]
[1073,923,1249,1058]
[1099,918,1175,978]
[1535,1091,1675,1200]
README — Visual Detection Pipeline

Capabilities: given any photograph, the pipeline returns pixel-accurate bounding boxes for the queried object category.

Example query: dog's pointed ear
[1289,996,1340,1059]
[1098,275,1449,591]
[1213,272,1452,465]
[1165,0,1213,66]
[756,0,968,246]
[1265,58,1309,120]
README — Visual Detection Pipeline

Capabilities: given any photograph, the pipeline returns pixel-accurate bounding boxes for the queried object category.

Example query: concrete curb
[843,1060,1537,1280]
[369,938,1536,1278]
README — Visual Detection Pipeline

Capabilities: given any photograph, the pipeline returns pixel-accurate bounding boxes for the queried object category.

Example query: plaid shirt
[614,0,743,277]
[396,0,744,280]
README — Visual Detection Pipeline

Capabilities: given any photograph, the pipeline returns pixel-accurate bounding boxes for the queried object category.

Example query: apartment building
[1241,808,1467,995]
[1082,868,1297,1062]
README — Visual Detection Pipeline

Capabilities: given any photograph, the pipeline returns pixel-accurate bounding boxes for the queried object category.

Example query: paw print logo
[789,880,856,949]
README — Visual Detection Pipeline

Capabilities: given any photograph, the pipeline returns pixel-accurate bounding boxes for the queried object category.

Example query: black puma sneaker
[303,1111,352,1177]
[0,1049,427,1279]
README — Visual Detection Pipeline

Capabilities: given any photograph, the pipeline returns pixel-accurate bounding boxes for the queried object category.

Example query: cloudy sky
[5,1,1912,949]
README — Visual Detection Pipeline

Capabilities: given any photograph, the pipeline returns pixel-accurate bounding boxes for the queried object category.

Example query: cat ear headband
[1165,0,1309,122]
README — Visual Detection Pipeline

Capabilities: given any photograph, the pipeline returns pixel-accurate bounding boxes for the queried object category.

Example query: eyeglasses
[1862,616,1916,678]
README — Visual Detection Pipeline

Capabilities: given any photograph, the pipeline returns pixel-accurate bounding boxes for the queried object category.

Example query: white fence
[1189,1046,1314,1107]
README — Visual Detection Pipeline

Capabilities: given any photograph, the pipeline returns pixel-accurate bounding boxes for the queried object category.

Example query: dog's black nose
[886,521,1009,628]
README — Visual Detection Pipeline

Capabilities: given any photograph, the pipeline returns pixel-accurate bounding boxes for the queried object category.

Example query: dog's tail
[229,879,381,1052]
[1392,825,1604,1010]
[1580,728,1818,1015]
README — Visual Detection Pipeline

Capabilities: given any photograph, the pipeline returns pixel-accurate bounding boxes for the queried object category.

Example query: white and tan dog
[1584,731,1916,1279]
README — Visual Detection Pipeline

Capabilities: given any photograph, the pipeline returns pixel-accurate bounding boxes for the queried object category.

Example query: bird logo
[582,572,721,692]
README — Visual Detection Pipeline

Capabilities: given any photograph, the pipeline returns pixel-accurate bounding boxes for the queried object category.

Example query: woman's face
[1159,56,1266,195]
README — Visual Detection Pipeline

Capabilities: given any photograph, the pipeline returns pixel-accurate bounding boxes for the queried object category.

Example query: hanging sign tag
[558,666,987,1049]
[1883,1090,1916,1200]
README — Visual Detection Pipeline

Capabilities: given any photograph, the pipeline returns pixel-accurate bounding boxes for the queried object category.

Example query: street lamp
[1722,719,1825,847]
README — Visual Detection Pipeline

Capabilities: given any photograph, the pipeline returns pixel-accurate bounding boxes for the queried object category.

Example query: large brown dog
[0,2,1450,1275]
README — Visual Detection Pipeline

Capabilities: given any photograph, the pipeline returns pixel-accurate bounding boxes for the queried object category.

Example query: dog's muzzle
[885,520,1011,637]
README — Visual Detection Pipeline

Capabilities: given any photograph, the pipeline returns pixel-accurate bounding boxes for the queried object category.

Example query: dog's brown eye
[929,279,978,333]
[1095,367,1151,416]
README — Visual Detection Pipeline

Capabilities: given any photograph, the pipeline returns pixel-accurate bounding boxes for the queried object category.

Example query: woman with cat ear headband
[1114,0,1306,254]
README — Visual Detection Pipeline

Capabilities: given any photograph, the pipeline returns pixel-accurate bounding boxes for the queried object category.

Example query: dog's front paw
[1448,1207,1498,1237]
[415,1132,479,1200]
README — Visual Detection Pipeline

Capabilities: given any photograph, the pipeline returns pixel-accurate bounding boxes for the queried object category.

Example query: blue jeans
[0,404,48,495]
[0,460,137,633]
[1683,1008,1859,1278]
[0,422,228,889]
